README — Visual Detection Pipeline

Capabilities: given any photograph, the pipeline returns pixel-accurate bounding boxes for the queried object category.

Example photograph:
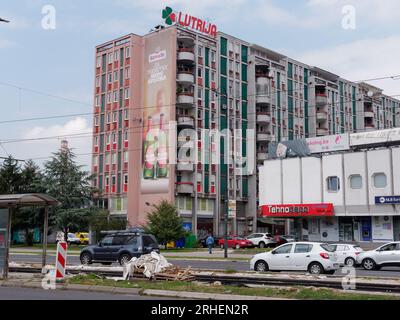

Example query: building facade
[259,135,400,243]
[91,21,400,238]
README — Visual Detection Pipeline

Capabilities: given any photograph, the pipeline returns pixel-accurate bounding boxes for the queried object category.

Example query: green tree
[12,160,45,245]
[0,156,22,194]
[89,210,127,243]
[144,200,186,247]
[43,146,95,241]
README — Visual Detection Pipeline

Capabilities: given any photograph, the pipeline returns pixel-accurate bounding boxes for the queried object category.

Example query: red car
[218,236,254,249]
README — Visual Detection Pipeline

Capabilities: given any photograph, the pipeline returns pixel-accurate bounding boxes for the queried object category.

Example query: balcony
[316,94,328,106]
[257,133,271,142]
[316,128,328,136]
[177,162,194,172]
[177,48,195,63]
[257,113,271,124]
[177,92,194,106]
[177,137,194,148]
[364,110,374,118]
[177,116,195,128]
[177,71,195,84]
[256,94,270,105]
[256,72,269,79]
[176,182,194,194]
[316,111,328,122]
[257,153,268,161]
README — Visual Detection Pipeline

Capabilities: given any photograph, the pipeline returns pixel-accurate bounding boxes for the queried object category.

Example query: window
[112,175,116,185]
[113,91,118,103]
[96,56,101,68]
[114,50,119,62]
[108,73,112,84]
[126,236,139,247]
[108,53,113,64]
[379,243,397,251]
[294,244,313,253]
[94,136,99,145]
[211,50,216,62]
[106,113,111,124]
[327,176,340,192]
[124,109,129,120]
[106,134,110,145]
[373,173,387,188]
[273,244,293,254]
[143,235,156,247]
[114,71,118,82]
[124,151,129,163]
[105,153,110,164]
[105,175,110,186]
[349,175,362,189]
[124,88,130,99]
[198,45,203,57]
[124,130,129,141]
[125,47,130,58]
[124,174,128,184]
[96,76,100,87]
[112,132,116,143]
[101,236,113,246]
[125,67,130,79]
[107,93,112,104]
[95,96,100,107]
[111,153,116,164]
[198,67,202,78]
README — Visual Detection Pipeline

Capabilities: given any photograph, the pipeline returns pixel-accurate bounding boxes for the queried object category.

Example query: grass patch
[67,274,398,300]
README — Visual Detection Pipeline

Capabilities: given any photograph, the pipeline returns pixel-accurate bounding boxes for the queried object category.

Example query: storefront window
[373,173,387,188]
[349,175,362,189]
[327,176,340,192]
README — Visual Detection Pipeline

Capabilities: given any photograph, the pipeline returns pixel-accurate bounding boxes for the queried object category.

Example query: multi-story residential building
[91,19,400,238]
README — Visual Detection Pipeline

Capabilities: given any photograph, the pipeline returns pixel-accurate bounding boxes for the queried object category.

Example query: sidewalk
[0,275,287,300]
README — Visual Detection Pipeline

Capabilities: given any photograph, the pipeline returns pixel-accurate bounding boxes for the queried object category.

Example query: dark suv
[80,230,159,265]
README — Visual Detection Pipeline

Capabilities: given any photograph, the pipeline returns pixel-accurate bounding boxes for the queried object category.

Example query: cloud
[3,117,92,169]
[296,36,400,96]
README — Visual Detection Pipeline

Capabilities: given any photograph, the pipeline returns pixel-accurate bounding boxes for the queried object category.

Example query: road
[0,286,169,300]
[10,253,400,278]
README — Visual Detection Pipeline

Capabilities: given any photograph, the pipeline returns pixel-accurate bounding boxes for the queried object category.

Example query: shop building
[259,130,400,243]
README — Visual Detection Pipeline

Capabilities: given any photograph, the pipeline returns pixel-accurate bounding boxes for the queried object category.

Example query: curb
[141,289,291,300]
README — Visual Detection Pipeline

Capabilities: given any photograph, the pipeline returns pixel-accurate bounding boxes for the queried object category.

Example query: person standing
[206,234,215,254]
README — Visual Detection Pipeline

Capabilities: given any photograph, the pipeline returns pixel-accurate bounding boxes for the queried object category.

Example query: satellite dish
[268,70,274,78]
[367,90,374,97]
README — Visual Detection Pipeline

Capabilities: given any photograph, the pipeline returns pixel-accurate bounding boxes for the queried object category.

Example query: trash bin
[175,237,185,248]
[184,233,197,248]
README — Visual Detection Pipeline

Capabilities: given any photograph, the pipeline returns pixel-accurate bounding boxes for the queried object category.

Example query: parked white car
[246,233,276,248]
[250,242,340,275]
[357,241,400,270]
[56,232,81,245]
[331,244,363,267]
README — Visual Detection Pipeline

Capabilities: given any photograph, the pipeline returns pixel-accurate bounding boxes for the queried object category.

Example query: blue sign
[375,196,400,205]
[182,222,192,232]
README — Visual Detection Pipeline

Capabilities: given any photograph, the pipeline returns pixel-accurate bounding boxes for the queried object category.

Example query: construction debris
[122,252,194,281]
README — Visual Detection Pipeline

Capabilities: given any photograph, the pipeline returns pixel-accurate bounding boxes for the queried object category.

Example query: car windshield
[320,244,335,252]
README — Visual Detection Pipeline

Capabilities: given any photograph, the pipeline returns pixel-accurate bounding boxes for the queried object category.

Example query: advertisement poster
[372,216,393,242]
[141,30,176,194]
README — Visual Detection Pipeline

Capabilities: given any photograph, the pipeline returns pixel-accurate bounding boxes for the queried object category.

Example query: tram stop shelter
[0,194,59,279]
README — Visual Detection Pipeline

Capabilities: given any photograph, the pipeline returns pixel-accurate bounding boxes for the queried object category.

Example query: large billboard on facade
[306,133,350,154]
[350,128,400,147]
[141,29,176,194]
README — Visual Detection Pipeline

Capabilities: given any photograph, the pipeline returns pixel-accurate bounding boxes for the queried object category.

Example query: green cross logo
[162,6,176,25]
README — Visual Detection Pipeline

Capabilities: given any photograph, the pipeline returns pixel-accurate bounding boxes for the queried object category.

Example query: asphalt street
[10,253,400,278]
[0,286,168,300]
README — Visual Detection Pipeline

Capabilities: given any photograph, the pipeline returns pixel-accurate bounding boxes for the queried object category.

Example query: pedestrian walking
[206,234,215,254]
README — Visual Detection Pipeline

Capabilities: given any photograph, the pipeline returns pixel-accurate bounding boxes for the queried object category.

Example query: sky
[0,0,399,169]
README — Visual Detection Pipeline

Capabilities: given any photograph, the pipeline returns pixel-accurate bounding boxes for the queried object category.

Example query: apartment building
[91,17,400,237]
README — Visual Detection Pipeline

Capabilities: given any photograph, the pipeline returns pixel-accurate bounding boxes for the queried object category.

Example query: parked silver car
[357,242,400,270]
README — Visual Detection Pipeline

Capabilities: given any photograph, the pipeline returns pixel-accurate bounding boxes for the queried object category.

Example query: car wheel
[259,242,265,249]
[308,262,324,275]
[235,244,240,250]
[80,252,92,265]
[254,260,269,272]
[119,254,132,266]
[345,257,356,267]
[362,258,376,270]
